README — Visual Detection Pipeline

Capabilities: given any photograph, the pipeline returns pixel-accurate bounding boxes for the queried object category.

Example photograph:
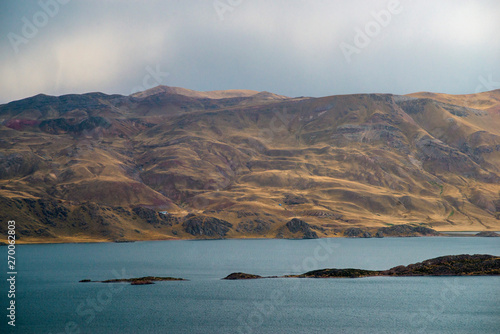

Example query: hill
[1,86,500,243]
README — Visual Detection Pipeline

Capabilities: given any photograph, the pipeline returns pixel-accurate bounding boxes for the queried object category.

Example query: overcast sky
[0,0,499,103]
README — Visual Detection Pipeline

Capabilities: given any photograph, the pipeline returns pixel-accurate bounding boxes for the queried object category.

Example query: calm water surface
[2,237,499,333]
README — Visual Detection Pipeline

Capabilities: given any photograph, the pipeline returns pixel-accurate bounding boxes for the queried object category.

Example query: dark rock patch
[236,211,259,218]
[376,224,439,237]
[285,218,318,239]
[344,227,363,237]
[237,219,271,234]
[133,207,160,224]
[283,194,309,205]
[39,116,111,134]
[132,207,177,227]
[182,215,232,238]
[344,224,439,238]
[23,198,69,227]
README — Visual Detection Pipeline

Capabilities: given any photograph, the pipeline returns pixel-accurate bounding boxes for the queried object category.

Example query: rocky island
[223,254,500,279]
[80,276,187,285]
[223,273,264,280]
[475,231,500,237]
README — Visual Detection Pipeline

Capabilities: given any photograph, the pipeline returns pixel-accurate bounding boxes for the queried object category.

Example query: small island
[223,254,500,279]
[80,276,187,285]
[475,231,500,237]
[224,272,263,280]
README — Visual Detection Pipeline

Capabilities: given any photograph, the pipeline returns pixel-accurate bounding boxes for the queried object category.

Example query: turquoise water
[2,237,499,333]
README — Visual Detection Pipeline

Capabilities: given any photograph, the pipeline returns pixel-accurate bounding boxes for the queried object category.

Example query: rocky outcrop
[285,218,318,239]
[475,231,500,237]
[236,219,271,234]
[132,207,161,224]
[70,203,106,228]
[132,207,178,227]
[0,196,179,241]
[344,227,371,238]
[0,152,45,179]
[182,215,233,238]
[24,198,69,227]
[283,194,308,205]
[39,116,111,134]
[344,227,361,237]
[376,224,440,237]
[344,224,439,238]
[344,224,440,238]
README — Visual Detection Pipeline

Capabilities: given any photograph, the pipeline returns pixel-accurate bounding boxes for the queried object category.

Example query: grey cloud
[0,0,499,103]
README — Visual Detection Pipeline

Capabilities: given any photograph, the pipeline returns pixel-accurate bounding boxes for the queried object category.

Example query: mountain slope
[1,87,500,243]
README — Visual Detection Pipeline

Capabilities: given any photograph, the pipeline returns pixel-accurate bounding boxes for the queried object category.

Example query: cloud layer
[0,0,499,103]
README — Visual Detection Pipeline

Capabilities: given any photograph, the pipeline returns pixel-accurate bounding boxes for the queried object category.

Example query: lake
[3,237,499,333]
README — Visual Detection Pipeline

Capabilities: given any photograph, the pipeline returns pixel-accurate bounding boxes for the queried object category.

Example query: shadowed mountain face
[1,86,500,243]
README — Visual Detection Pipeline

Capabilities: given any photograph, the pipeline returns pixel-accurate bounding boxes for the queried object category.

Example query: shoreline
[9,231,500,245]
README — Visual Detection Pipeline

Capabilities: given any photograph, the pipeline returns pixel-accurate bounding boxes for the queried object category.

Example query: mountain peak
[130,85,273,100]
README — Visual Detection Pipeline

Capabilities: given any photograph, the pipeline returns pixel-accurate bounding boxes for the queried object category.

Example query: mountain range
[1,86,500,243]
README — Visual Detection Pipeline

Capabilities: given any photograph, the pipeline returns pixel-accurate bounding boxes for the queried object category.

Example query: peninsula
[223,254,500,279]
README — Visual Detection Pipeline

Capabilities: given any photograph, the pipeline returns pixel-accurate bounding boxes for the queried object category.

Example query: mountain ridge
[130,85,289,100]
[1,86,500,243]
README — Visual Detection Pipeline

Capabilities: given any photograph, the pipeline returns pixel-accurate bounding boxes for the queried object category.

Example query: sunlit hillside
[1,87,500,242]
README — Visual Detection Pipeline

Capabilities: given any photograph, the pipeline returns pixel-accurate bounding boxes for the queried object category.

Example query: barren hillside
[1,87,499,243]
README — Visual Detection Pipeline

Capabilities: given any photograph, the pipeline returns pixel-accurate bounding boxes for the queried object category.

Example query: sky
[0,0,499,104]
